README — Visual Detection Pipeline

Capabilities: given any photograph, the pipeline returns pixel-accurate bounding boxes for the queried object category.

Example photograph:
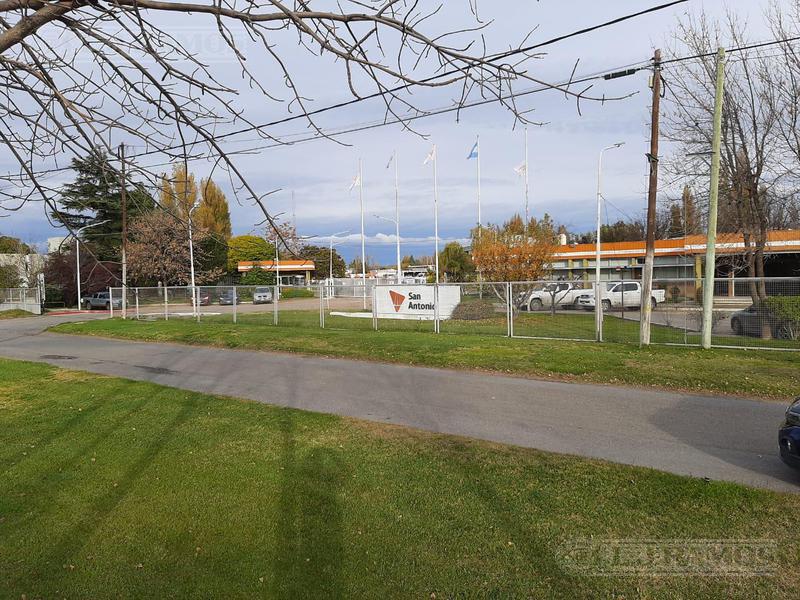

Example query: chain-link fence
[110,284,321,327]
[0,287,41,314]
[107,277,800,351]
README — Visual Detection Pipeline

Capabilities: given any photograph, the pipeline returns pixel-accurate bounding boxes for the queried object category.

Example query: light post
[74,220,108,310]
[374,214,402,284]
[188,200,200,317]
[328,229,350,282]
[595,142,625,342]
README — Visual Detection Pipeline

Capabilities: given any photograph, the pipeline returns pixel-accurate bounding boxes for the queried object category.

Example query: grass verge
[0,309,35,320]
[1,357,798,598]
[52,313,800,400]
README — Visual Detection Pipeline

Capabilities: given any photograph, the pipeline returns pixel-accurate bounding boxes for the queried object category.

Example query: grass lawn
[1,357,798,598]
[53,313,800,400]
[0,309,35,320]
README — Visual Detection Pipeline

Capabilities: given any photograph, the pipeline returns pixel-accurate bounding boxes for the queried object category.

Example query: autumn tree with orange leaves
[471,214,557,306]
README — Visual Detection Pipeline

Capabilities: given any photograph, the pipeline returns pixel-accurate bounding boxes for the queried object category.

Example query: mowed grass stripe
[53,312,800,399]
[1,358,798,598]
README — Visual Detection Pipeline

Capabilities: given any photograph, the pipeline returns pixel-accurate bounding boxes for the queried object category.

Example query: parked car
[730,304,795,339]
[522,282,587,311]
[198,292,211,306]
[218,290,239,305]
[779,398,800,470]
[81,291,122,310]
[578,282,666,312]
[253,287,274,304]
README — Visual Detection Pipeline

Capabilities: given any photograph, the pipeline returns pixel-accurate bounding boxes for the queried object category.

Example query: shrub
[762,296,800,340]
[451,298,498,320]
[281,287,314,299]
[240,266,275,286]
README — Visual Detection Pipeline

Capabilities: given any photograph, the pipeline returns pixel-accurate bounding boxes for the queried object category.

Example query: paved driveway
[0,313,797,492]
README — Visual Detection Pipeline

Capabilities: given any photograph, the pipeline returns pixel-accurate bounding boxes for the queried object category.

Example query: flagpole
[359,158,366,309]
[477,135,481,233]
[394,151,401,284]
[524,127,529,231]
[433,145,440,286]
[476,136,483,294]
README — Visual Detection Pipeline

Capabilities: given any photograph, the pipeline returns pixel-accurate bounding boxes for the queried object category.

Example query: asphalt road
[1,313,798,493]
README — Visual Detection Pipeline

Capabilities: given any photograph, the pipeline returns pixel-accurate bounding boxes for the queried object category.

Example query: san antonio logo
[389,290,405,312]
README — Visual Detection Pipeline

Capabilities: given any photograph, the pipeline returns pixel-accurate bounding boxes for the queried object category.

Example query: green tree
[227,235,274,272]
[348,256,376,273]
[682,185,701,235]
[668,203,684,238]
[401,255,417,268]
[159,163,197,220]
[300,245,346,279]
[240,266,276,286]
[0,235,31,254]
[54,153,154,260]
[439,241,475,282]
[196,178,232,240]
[195,178,232,272]
[0,264,20,288]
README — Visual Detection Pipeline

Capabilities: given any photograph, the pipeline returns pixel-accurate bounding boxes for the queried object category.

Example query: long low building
[552,230,800,279]
[550,230,800,299]
[237,259,315,285]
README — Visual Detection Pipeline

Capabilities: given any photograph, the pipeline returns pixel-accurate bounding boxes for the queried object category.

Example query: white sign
[375,285,462,320]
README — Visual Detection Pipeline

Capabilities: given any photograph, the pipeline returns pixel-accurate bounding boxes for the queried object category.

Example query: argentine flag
[466,140,479,160]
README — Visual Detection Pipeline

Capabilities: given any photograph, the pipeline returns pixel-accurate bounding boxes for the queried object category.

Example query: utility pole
[640,49,662,346]
[701,47,726,349]
[119,143,127,319]
[394,152,401,284]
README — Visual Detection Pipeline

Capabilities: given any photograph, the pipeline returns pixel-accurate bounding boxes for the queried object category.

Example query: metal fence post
[164,286,169,320]
[434,282,440,334]
[508,282,514,338]
[372,283,378,331]
[273,284,278,325]
[135,288,140,320]
[108,287,114,318]
[319,282,325,328]
[195,287,201,323]
[232,286,237,324]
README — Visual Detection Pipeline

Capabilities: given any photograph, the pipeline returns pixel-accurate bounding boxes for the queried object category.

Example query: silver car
[253,287,274,304]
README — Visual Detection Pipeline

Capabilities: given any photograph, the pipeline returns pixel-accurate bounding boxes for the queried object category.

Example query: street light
[595,142,625,342]
[374,214,402,284]
[74,220,108,310]
[188,200,200,318]
[327,230,350,282]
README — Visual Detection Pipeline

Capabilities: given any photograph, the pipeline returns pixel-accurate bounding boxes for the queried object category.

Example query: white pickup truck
[524,282,589,311]
[577,281,666,311]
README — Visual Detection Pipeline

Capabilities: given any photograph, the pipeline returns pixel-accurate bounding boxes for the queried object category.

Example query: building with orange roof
[237,259,315,285]
[550,229,800,299]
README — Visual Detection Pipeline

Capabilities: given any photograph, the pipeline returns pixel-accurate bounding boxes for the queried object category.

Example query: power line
[660,35,800,67]
[6,56,651,184]
[2,0,685,181]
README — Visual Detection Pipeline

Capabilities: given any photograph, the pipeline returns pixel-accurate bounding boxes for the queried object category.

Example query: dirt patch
[51,369,107,384]
[0,383,28,409]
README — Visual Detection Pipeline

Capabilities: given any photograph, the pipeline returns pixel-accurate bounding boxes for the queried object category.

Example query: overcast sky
[1,0,781,263]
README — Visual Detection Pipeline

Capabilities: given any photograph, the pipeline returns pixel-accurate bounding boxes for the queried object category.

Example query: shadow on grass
[0,396,104,476]
[272,408,345,598]
[1,381,149,492]
[442,441,573,598]
[9,396,196,591]
[650,398,800,489]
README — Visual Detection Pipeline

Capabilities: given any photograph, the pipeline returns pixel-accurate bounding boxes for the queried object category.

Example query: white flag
[514,162,527,177]
[423,145,437,166]
[348,173,361,191]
